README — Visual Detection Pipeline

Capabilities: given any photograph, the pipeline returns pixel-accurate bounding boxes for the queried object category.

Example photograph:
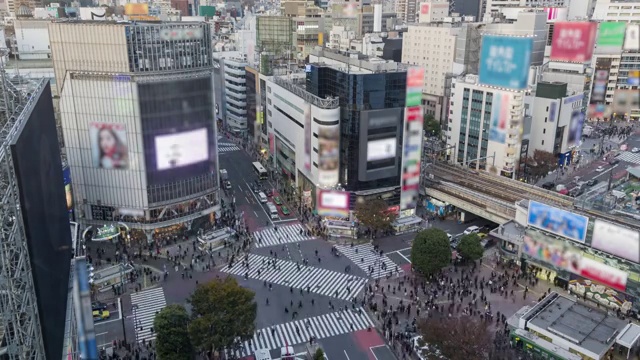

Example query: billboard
[317,190,350,217]
[567,110,584,148]
[124,3,148,15]
[399,106,424,210]
[612,90,640,116]
[527,201,589,243]
[406,67,424,108]
[73,257,98,360]
[550,22,597,63]
[479,35,532,90]
[199,5,215,16]
[587,57,612,118]
[10,82,72,359]
[488,93,510,144]
[523,233,628,291]
[317,124,340,187]
[367,138,397,161]
[138,77,217,203]
[63,166,73,213]
[548,101,557,123]
[89,122,129,169]
[624,24,639,51]
[596,22,626,51]
[591,220,640,263]
[304,104,312,172]
[544,7,567,22]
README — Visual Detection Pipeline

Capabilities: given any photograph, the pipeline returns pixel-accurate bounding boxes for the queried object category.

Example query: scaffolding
[0,49,46,359]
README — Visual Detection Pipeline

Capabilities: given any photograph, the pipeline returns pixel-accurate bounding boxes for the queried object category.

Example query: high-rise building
[592,0,640,22]
[447,74,526,178]
[213,51,249,133]
[50,21,220,238]
[256,16,297,75]
[396,0,417,23]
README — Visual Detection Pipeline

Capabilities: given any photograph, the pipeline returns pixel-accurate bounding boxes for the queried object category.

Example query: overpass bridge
[425,163,640,230]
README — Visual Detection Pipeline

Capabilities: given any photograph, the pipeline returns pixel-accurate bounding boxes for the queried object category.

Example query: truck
[220,169,231,189]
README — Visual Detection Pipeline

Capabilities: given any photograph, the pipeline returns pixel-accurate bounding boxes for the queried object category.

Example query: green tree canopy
[526,150,557,177]
[354,199,397,233]
[418,316,492,360]
[457,234,484,261]
[188,277,257,356]
[313,348,325,360]
[424,114,441,137]
[154,304,194,360]
[411,229,451,275]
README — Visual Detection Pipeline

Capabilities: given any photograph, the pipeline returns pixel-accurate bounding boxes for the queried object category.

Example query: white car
[596,165,605,172]
[632,147,639,153]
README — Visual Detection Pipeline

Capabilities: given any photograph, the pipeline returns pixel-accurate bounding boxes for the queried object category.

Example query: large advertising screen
[138,77,217,203]
[591,220,640,263]
[624,24,639,51]
[567,110,584,148]
[488,93,510,144]
[10,82,72,360]
[478,35,532,90]
[154,128,209,170]
[367,138,397,161]
[588,57,611,119]
[304,104,312,172]
[597,22,626,52]
[318,125,340,187]
[89,122,129,169]
[400,106,424,210]
[550,22,597,63]
[317,190,350,217]
[527,201,589,243]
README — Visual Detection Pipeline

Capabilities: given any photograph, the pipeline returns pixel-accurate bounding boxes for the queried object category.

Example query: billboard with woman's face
[89,123,129,169]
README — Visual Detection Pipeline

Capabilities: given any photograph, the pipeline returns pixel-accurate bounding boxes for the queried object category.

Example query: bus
[252,162,268,180]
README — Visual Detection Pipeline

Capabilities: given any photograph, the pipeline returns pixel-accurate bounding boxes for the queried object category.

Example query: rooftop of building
[50,19,205,25]
[489,219,525,243]
[525,292,627,357]
[4,58,53,69]
[308,46,406,74]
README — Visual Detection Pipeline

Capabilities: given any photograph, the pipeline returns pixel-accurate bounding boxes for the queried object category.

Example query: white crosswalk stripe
[335,243,403,279]
[218,144,241,153]
[615,151,640,165]
[130,287,167,343]
[233,308,374,358]
[254,223,312,248]
[221,254,367,301]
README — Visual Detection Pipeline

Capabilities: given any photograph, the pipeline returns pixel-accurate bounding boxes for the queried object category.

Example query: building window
[268,110,272,116]
[268,98,272,105]
[268,87,271,93]
[313,162,318,168]
[543,129,546,134]
[545,117,547,123]
[542,140,545,145]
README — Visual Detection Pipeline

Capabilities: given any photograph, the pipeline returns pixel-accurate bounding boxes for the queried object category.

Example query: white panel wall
[15,22,51,60]
[60,76,148,213]
[310,106,341,184]
[529,97,557,155]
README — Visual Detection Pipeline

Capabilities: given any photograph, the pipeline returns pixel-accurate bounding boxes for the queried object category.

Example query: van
[267,203,279,219]
[258,192,268,203]
[463,225,480,235]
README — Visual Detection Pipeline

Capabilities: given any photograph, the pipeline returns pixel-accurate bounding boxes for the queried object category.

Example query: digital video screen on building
[138,77,217,203]
[367,138,397,161]
[10,82,72,360]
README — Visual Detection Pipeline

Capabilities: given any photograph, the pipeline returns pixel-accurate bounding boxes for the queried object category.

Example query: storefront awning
[392,216,422,227]
[616,323,640,349]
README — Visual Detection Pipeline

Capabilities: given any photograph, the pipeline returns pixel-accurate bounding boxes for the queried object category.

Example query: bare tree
[418,316,493,360]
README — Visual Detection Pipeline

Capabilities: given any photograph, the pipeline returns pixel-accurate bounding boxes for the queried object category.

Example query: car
[558,188,569,195]
[541,182,555,190]
[93,310,110,321]
[463,225,480,235]
[280,205,290,216]
[632,147,640,153]
[609,159,620,166]
[265,189,274,197]
[92,302,107,311]
[252,184,261,193]
[587,179,598,186]
[569,188,584,197]
[273,196,283,205]
[477,232,487,239]
[596,165,605,172]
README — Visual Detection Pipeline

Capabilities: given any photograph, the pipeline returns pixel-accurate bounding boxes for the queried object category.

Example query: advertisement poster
[613,90,640,116]
[89,122,129,169]
[304,104,312,172]
[317,190,350,217]
[420,3,429,14]
[400,106,424,210]
[587,57,611,118]
[550,22,597,63]
[124,3,148,15]
[269,132,275,155]
[591,220,640,263]
[596,22,626,50]
[527,201,589,243]
[318,125,340,187]
[624,24,639,51]
[488,93,510,144]
[367,138,397,161]
[478,35,533,90]
[154,128,209,170]
[406,67,424,108]
[567,110,584,148]
[548,101,557,123]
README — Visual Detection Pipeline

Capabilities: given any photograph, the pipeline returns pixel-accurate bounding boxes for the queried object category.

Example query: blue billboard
[479,35,533,90]
[527,201,589,243]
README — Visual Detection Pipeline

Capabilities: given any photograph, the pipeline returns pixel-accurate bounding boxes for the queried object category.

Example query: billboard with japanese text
[596,22,626,53]
[527,201,589,243]
[479,35,532,90]
[550,22,597,63]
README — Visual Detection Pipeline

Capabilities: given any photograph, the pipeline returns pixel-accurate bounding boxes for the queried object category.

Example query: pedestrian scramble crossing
[130,287,167,343]
[334,243,403,279]
[222,254,367,301]
[615,151,640,165]
[254,223,313,248]
[232,308,374,358]
[218,144,241,153]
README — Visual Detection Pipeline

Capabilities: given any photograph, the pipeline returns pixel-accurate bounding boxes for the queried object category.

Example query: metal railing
[272,76,339,109]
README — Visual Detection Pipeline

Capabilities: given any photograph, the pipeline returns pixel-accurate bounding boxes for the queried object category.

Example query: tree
[424,114,441,137]
[154,304,194,360]
[313,348,325,360]
[418,316,492,360]
[457,234,484,261]
[188,277,257,357]
[354,199,397,233]
[411,229,451,275]
[526,150,557,177]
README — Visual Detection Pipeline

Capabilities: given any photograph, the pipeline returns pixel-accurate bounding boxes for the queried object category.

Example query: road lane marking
[96,332,109,336]
[344,350,350,360]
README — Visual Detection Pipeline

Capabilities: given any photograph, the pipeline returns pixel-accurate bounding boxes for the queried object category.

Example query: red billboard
[550,22,597,63]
